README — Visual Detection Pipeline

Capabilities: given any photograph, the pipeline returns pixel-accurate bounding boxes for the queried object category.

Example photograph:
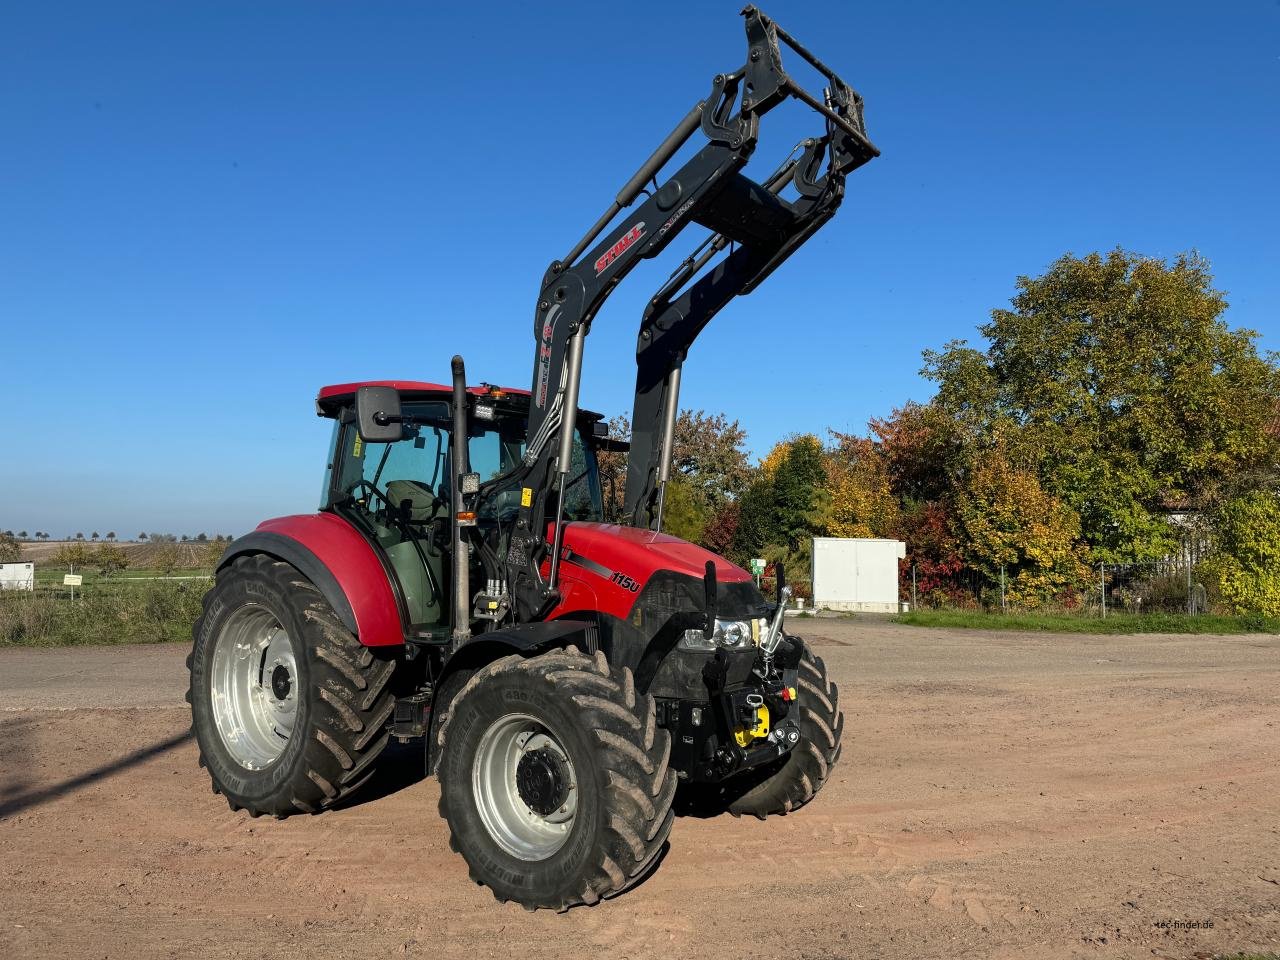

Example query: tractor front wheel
[187,554,397,816]
[723,641,843,819]
[437,647,676,910]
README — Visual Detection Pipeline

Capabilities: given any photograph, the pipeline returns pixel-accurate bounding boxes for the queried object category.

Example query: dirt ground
[2,620,1278,960]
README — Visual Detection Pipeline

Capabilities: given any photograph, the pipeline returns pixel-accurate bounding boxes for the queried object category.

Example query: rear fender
[219,514,405,647]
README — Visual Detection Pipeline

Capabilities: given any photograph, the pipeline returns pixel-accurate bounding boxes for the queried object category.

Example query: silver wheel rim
[209,605,299,770]
[472,713,577,860]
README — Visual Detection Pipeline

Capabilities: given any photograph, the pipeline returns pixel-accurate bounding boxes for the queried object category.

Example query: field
[2,619,1278,960]
[20,539,214,570]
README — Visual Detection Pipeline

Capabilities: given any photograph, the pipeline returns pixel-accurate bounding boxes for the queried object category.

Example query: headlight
[679,618,755,651]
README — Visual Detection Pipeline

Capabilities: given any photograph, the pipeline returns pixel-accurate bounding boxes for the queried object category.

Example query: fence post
[1000,565,1006,613]
[1100,562,1106,619]
[911,564,917,611]
[1186,545,1193,616]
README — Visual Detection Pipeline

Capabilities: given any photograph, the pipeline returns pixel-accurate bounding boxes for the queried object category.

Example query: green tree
[92,543,130,576]
[924,249,1280,562]
[657,479,708,544]
[954,454,1088,608]
[51,542,93,568]
[0,532,20,563]
[1202,491,1280,615]
[598,409,755,525]
[733,435,827,583]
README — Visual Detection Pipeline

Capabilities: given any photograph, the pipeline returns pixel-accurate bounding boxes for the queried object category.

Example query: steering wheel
[350,479,396,514]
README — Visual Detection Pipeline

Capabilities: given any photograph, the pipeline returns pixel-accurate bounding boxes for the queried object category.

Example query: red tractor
[188,6,877,910]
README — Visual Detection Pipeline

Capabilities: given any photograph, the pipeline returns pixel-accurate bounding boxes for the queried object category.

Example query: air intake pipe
[451,355,471,646]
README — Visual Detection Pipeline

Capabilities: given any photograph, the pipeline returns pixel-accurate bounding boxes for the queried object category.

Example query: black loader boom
[490,5,879,623]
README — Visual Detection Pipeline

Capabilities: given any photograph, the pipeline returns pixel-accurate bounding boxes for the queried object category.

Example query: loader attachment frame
[492,5,879,623]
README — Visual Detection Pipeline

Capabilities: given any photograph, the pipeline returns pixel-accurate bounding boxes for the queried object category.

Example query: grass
[0,579,207,647]
[894,609,1280,635]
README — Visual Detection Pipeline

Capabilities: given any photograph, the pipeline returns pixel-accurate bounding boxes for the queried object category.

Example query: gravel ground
[1,619,1278,959]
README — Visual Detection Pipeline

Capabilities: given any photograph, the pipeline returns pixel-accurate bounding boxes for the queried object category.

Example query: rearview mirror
[355,386,405,443]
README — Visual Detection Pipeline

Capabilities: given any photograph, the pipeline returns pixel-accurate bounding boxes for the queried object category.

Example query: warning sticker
[521,487,533,507]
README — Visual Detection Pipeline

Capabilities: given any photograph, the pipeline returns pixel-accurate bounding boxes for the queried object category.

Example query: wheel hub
[209,609,299,771]
[472,715,578,860]
[515,748,569,816]
[270,663,292,700]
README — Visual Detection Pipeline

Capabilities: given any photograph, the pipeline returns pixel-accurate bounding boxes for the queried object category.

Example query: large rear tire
[437,647,676,910]
[187,554,397,816]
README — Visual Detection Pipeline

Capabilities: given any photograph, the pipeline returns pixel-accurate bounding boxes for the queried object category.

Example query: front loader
[188,6,877,910]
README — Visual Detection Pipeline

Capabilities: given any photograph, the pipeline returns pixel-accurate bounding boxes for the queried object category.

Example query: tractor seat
[384,479,447,524]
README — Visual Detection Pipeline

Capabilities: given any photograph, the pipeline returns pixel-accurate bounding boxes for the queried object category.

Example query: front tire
[694,641,843,820]
[437,647,676,910]
[187,554,397,816]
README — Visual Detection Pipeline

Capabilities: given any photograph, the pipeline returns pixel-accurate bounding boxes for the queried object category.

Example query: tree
[202,537,234,566]
[92,543,129,576]
[1202,491,1280,616]
[196,532,208,542]
[924,249,1280,563]
[75,532,85,541]
[733,435,828,583]
[138,532,148,541]
[597,409,755,524]
[51,542,93,568]
[0,532,20,563]
[823,432,900,539]
[954,453,1088,608]
[17,530,28,540]
[106,532,116,541]
[153,544,179,575]
[91,531,100,541]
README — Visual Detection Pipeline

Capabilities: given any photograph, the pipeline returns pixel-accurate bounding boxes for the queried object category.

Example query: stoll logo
[595,222,645,275]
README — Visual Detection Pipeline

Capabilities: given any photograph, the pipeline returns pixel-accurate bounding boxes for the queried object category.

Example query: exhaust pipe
[451,355,471,646]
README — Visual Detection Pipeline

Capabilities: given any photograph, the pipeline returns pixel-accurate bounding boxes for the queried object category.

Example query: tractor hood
[559,522,753,585]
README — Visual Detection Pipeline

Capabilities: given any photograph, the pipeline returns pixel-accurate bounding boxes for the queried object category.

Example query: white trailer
[811,537,905,613]
[0,562,35,591]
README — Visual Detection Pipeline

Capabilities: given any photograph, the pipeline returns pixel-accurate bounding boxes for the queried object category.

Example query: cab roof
[316,380,601,420]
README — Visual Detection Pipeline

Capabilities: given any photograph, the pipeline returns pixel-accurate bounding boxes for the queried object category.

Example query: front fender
[219,513,404,647]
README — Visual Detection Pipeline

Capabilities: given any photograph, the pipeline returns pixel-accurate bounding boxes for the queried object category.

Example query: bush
[0,580,205,647]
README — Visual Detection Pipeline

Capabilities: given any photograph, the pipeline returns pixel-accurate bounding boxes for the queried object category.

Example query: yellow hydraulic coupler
[733,705,770,748]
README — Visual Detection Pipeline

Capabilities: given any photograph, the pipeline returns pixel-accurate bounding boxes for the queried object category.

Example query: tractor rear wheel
[437,647,676,911]
[187,554,397,816]
[703,641,843,820]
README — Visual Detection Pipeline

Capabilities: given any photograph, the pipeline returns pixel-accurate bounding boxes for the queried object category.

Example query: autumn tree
[954,454,1088,607]
[823,431,900,539]
[925,249,1280,563]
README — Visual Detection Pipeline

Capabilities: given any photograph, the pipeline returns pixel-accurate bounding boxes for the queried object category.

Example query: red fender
[220,513,405,647]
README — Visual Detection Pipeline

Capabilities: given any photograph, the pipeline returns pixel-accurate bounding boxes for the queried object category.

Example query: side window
[562,430,603,522]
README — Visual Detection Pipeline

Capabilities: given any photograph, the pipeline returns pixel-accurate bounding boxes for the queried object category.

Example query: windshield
[329,401,603,523]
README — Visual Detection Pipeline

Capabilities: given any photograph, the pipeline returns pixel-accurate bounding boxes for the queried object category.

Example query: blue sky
[2,1,1277,537]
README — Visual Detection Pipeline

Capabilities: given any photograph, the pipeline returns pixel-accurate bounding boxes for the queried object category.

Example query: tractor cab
[315,380,606,637]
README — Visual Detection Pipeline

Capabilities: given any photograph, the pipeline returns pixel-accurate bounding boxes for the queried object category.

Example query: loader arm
[497,5,878,623]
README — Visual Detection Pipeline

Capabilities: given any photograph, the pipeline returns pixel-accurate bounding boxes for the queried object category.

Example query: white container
[0,562,35,591]
[811,537,906,613]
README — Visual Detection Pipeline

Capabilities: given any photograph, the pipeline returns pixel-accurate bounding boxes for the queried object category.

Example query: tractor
[188,5,877,910]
